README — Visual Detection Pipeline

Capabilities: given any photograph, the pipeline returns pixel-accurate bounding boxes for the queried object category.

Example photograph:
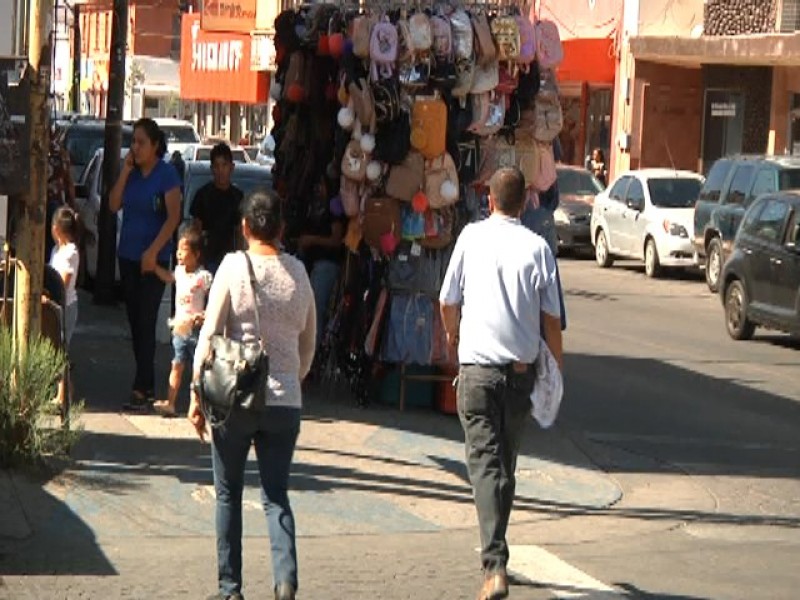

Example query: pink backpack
[370,18,399,81]
[516,15,537,67]
[534,19,564,69]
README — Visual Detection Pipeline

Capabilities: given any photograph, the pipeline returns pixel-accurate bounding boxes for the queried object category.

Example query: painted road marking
[508,545,623,599]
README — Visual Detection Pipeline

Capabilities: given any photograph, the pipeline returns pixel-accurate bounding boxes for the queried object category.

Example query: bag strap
[242,251,264,348]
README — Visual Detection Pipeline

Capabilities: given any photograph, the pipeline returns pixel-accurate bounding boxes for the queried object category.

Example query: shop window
[702,90,744,172]
[780,0,800,32]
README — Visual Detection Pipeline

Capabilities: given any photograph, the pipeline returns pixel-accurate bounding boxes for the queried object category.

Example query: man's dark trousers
[457,363,535,573]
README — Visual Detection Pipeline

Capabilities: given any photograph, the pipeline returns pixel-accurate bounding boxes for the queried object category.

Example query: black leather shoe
[274,582,295,600]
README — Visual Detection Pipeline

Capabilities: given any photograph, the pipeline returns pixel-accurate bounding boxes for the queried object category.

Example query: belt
[461,362,532,374]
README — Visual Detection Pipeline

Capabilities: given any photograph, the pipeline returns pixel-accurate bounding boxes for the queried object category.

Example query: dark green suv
[693,155,800,292]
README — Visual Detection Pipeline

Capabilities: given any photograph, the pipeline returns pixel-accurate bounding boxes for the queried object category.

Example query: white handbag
[530,339,563,429]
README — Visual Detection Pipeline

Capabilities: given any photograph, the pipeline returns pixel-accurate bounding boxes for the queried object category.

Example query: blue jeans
[211,406,302,596]
[308,260,340,349]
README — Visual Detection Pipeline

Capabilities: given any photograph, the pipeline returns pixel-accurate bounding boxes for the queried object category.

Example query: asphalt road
[547,256,800,600]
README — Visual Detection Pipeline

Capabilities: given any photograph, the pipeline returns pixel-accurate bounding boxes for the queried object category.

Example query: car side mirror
[626,198,643,212]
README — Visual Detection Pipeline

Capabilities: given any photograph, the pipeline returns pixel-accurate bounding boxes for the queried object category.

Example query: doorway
[702,89,745,172]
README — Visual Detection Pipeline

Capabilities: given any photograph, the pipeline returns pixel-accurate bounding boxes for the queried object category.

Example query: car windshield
[647,178,703,208]
[195,148,247,163]
[66,129,132,167]
[162,125,200,144]
[184,171,271,218]
[557,169,605,195]
[778,168,800,190]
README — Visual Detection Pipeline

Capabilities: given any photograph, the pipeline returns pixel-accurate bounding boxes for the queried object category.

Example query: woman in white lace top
[189,190,315,600]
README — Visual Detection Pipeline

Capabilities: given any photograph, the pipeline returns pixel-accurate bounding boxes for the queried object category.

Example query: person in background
[439,167,564,600]
[589,148,608,187]
[190,143,244,275]
[296,179,345,350]
[170,150,187,190]
[189,191,316,600]
[110,117,182,412]
[49,206,80,409]
[152,226,212,418]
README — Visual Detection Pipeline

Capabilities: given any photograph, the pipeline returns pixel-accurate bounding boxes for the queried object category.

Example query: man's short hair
[489,167,526,215]
[210,142,233,165]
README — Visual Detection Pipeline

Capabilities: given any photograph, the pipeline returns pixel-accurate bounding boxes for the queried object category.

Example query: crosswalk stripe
[508,545,623,599]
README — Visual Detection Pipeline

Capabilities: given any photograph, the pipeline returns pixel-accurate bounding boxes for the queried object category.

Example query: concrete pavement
[0,286,624,599]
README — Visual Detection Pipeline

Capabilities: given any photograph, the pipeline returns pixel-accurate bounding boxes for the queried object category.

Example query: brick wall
[633,61,703,172]
[704,0,777,35]
[703,65,773,154]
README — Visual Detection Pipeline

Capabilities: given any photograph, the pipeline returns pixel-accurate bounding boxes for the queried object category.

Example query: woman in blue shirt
[110,118,182,411]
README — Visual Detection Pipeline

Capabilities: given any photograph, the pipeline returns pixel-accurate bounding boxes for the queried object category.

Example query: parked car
[153,118,201,156]
[182,144,251,164]
[63,120,133,182]
[255,136,275,169]
[720,192,800,340]
[73,148,127,281]
[591,169,704,277]
[181,161,273,223]
[693,155,800,293]
[553,165,605,254]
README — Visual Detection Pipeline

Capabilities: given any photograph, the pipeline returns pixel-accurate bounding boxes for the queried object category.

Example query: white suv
[591,169,704,278]
[153,118,201,156]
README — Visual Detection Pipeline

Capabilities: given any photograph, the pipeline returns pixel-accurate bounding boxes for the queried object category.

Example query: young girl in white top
[49,207,80,345]
[152,226,212,417]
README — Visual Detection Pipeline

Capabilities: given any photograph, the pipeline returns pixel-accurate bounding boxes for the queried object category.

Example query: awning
[557,38,617,85]
[630,32,800,67]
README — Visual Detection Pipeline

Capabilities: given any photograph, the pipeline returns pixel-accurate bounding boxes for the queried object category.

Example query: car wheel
[595,230,613,268]
[644,238,661,278]
[706,237,723,293]
[725,280,756,341]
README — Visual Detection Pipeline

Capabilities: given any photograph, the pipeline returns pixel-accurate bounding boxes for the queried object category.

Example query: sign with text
[201,0,257,34]
[250,33,276,72]
[0,59,30,196]
[180,14,268,103]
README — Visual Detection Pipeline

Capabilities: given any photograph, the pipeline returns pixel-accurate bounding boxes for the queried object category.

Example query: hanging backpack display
[491,15,521,67]
[370,17,399,81]
[363,196,402,252]
[516,14,537,69]
[534,19,564,69]
[534,74,563,143]
[468,92,505,138]
[531,140,557,192]
[374,111,412,165]
[410,95,448,160]
[409,12,433,54]
[424,152,460,209]
[449,8,475,98]
[352,15,375,60]
[341,140,368,183]
[386,150,425,202]
[471,12,497,67]
[283,50,312,104]
[430,15,457,89]
[419,207,454,250]
[372,78,402,124]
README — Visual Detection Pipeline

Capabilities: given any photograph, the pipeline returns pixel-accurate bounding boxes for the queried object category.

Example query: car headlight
[554,207,571,225]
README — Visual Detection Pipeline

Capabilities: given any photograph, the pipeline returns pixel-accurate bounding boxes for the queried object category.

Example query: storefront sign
[201,0,257,34]
[0,59,30,196]
[711,102,736,117]
[180,13,268,104]
[250,33,276,72]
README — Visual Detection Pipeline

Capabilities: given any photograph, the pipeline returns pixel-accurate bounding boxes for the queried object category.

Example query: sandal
[153,401,178,419]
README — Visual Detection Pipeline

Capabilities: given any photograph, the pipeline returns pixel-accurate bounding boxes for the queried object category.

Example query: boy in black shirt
[189,143,244,274]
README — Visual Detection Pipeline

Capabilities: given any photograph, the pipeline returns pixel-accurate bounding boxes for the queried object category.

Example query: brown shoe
[476,569,509,600]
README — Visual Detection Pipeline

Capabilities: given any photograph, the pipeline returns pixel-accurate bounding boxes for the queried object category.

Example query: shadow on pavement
[0,467,116,577]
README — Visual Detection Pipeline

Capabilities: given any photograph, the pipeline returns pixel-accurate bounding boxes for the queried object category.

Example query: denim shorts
[172,330,199,365]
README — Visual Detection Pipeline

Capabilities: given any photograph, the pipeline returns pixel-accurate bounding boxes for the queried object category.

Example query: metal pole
[94,0,127,304]
[71,2,81,113]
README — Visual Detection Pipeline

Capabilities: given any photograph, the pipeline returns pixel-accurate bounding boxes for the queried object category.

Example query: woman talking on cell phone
[110,117,182,412]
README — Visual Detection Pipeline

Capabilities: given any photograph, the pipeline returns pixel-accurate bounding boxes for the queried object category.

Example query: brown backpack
[386,150,425,202]
[363,196,402,252]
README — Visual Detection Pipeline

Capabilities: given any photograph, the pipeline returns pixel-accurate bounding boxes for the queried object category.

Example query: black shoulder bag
[199,252,270,427]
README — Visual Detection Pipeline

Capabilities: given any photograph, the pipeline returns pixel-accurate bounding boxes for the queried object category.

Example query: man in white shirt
[439,167,564,600]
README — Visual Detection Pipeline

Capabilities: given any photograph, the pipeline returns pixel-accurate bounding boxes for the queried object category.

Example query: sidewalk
[0,294,623,599]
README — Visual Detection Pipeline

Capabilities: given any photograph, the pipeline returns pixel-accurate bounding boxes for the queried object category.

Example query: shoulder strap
[242,251,264,347]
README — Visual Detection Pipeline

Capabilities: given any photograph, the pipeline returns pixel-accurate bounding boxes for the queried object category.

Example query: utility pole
[71,2,80,113]
[94,0,127,304]
[13,0,53,351]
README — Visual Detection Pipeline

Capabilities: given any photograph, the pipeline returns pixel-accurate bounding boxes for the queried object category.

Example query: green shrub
[0,326,79,468]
